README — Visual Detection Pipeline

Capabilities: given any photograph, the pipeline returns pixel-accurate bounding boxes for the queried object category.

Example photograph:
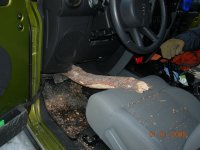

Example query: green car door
[0,0,40,146]
[0,0,30,115]
[0,1,66,149]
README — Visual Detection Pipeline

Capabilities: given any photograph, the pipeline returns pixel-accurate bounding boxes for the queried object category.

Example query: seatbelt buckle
[135,57,144,64]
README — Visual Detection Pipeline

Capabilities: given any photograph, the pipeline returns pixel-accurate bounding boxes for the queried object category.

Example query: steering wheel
[110,0,167,54]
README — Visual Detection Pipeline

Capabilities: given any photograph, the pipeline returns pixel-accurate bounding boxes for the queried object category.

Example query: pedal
[82,135,99,146]
[81,128,99,146]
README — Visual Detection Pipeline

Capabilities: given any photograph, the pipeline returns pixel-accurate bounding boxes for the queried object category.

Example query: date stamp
[149,131,188,139]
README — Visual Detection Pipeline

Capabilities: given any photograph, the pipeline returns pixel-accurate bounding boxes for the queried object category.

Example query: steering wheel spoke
[130,28,144,48]
[110,0,167,54]
[141,27,159,42]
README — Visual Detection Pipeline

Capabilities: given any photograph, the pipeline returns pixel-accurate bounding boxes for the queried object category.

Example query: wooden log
[63,65,151,93]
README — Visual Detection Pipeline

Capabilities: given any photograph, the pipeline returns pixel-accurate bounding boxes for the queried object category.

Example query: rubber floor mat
[43,78,107,150]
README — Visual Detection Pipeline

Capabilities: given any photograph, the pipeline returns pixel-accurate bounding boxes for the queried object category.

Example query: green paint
[0,1,65,148]
[0,0,30,115]
[0,120,5,127]
[26,1,65,149]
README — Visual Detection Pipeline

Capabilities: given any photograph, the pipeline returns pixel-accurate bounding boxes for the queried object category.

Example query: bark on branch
[63,65,150,93]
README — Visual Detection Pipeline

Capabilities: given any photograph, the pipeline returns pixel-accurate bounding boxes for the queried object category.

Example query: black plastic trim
[0,106,28,146]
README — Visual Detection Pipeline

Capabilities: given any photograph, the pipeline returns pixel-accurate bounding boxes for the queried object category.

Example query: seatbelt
[24,82,45,108]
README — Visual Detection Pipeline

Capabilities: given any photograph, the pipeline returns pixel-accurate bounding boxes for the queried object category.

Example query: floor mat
[43,78,108,150]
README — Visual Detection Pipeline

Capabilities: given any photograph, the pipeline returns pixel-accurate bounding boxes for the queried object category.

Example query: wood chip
[63,65,150,93]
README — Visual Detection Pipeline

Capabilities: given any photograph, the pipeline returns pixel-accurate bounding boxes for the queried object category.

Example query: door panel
[0,0,9,6]
[0,0,30,115]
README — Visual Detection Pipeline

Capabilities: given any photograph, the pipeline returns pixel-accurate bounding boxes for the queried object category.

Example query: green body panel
[0,0,30,115]
[26,1,65,149]
[0,0,65,149]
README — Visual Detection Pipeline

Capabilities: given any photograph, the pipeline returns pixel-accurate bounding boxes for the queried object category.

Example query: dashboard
[41,0,119,73]
[40,0,200,73]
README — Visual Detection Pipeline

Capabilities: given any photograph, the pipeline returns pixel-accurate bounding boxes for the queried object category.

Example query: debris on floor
[44,80,89,139]
[43,78,108,149]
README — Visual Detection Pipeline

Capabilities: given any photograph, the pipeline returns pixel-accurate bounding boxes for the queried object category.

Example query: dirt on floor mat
[43,79,89,139]
[43,78,107,150]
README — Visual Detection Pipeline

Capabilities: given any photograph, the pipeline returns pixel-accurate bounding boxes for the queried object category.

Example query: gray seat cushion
[86,76,200,150]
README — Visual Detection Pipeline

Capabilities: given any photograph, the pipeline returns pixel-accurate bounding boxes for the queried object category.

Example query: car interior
[29,0,200,149]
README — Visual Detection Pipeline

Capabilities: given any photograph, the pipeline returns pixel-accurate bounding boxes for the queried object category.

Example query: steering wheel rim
[110,0,167,54]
